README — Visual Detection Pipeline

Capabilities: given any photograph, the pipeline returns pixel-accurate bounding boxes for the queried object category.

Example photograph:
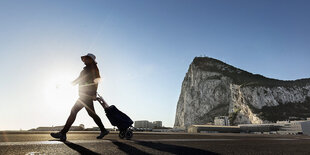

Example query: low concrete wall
[239,124,282,133]
[188,125,241,133]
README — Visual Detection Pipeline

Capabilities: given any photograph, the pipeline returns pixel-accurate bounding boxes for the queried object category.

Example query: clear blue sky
[0,0,309,130]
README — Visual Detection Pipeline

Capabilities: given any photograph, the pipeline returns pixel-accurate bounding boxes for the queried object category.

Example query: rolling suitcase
[96,94,134,139]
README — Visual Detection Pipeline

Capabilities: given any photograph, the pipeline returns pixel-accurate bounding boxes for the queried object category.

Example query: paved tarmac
[1,131,310,155]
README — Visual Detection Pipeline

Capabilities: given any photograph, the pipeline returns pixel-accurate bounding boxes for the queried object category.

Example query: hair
[90,63,100,78]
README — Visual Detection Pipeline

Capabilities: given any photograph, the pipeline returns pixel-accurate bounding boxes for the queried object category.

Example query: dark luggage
[105,105,133,130]
[97,94,134,139]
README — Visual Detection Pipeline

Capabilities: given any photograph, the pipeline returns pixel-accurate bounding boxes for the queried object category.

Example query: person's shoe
[50,132,67,141]
[97,130,109,139]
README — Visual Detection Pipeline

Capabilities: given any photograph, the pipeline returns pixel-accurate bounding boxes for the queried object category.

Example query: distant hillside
[174,57,310,129]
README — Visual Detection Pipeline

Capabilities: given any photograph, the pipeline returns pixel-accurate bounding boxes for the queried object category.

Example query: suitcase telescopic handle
[97,93,109,108]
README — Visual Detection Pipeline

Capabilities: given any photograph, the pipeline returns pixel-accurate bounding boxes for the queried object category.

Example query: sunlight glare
[44,73,79,108]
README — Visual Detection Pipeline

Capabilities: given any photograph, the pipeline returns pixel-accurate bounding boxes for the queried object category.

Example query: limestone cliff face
[174,57,310,129]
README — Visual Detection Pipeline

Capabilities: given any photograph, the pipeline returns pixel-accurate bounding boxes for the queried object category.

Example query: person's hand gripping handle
[96,93,109,109]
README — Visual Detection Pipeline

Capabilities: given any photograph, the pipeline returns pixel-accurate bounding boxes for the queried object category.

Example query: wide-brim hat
[81,53,97,63]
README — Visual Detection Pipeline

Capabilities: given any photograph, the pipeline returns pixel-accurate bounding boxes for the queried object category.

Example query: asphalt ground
[1,131,310,155]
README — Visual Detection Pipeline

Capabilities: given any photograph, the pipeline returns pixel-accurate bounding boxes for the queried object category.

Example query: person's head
[81,53,97,65]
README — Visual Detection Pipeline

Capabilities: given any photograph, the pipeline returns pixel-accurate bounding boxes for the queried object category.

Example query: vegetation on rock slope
[193,57,310,88]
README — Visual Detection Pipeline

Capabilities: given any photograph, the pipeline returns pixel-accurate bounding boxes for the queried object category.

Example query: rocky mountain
[174,57,310,129]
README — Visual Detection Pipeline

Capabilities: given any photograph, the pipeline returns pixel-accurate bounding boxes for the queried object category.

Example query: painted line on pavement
[0,140,110,146]
[0,139,236,146]
[0,138,303,146]
[134,139,235,142]
[270,138,298,141]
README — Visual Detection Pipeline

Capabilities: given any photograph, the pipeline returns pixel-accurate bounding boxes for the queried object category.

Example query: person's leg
[84,99,106,131]
[84,99,109,139]
[60,99,84,134]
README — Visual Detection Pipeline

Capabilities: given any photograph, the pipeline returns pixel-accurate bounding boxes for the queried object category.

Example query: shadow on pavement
[49,139,218,155]
[110,140,150,155]
[109,139,218,155]
[134,141,218,155]
[63,141,101,155]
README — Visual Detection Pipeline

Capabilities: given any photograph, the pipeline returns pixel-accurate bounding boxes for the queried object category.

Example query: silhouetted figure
[51,53,109,141]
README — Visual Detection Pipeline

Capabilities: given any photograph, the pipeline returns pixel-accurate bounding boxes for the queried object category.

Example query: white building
[134,120,163,129]
[153,121,162,128]
[135,120,152,128]
[277,120,304,135]
[214,116,230,126]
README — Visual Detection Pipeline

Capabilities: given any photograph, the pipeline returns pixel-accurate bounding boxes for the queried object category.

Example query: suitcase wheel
[119,131,126,139]
[125,130,133,140]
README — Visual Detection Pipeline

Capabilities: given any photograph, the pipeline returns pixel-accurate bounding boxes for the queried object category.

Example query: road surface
[1,131,310,154]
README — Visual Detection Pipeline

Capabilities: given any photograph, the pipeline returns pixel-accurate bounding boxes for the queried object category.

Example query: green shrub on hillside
[192,57,310,88]
[248,97,310,122]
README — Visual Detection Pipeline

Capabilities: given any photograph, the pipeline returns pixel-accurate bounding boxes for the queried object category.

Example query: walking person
[51,53,109,141]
